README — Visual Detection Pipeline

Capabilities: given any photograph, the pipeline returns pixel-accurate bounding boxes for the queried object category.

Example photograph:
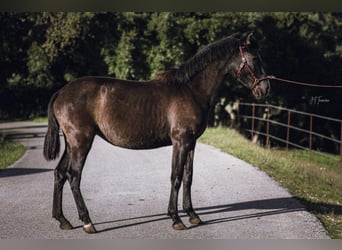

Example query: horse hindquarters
[50,126,97,233]
[47,87,98,233]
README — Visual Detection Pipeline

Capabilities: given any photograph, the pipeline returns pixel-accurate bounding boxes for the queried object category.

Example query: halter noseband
[236,45,268,90]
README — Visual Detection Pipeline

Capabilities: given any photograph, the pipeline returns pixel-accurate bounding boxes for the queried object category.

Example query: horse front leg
[182,144,203,225]
[168,142,189,230]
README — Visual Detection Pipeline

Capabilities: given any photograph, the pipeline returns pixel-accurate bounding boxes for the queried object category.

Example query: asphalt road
[0,121,329,239]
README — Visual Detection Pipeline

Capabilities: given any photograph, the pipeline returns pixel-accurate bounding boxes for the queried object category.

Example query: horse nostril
[261,79,271,96]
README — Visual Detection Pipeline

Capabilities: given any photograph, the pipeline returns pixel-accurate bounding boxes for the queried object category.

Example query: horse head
[227,31,271,99]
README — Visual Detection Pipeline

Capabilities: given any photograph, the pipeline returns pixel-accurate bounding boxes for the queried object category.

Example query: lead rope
[266,75,342,89]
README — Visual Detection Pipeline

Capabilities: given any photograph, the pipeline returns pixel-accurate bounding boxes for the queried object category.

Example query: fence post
[251,103,255,140]
[309,115,313,151]
[286,110,291,152]
[266,105,270,147]
[308,115,314,160]
[340,121,342,162]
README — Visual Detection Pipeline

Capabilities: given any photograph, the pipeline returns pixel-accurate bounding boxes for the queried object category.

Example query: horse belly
[97,114,171,150]
[94,83,172,149]
[99,127,172,149]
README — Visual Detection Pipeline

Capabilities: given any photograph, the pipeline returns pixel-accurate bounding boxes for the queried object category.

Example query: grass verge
[199,127,342,239]
[32,117,48,123]
[0,135,25,170]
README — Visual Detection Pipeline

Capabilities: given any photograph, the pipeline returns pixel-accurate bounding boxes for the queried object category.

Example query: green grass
[0,135,25,170]
[199,127,342,239]
[32,117,48,122]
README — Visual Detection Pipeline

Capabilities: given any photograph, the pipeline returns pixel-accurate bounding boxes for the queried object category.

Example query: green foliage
[26,41,52,87]
[146,13,188,77]
[41,12,95,61]
[114,30,137,79]
[100,13,150,79]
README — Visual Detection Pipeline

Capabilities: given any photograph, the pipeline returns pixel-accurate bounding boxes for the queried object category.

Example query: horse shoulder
[167,87,207,142]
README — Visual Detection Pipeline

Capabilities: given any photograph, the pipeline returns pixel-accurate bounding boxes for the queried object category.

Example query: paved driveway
[0,122,329,239]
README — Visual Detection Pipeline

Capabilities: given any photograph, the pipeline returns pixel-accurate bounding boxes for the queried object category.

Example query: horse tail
[43,92,60,161]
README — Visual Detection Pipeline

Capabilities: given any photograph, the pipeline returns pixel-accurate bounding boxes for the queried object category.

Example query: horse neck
[187,59,230,111]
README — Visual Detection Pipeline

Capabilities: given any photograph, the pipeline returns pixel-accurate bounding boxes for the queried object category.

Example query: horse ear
[240,31,254,46]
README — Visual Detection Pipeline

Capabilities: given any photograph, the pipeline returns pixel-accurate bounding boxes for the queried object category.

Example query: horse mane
[154,35,239,84]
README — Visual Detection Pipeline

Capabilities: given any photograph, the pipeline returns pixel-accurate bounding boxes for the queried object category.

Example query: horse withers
[43,31,270,233]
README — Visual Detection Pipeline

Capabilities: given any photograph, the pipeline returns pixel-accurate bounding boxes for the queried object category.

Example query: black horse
[43,32,270,233]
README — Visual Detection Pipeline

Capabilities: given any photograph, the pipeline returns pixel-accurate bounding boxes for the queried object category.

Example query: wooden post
[340,121,342,162]
[266,105,270,147]
[286,110,291,152]
[251,103,255,140]
[309,115,313,151]
[308,115,313,160]
[237,102,240,128]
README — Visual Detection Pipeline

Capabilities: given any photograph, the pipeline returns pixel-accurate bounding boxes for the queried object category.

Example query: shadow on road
[0,122,63,151]
[0,167,52,177]
[93,197,337,233]
[0,122,48,141]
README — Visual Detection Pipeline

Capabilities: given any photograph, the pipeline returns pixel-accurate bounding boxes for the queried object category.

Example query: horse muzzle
[251,78,270,99]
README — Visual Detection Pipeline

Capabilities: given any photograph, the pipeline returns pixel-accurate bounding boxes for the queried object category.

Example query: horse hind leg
[67,162,96,233]
[66,133,97,234]
[52,151,73,230]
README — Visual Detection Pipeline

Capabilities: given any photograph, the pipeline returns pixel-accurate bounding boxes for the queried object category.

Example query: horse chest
[167,107,206,142]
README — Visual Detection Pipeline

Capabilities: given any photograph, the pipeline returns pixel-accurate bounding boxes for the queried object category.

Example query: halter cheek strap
[236,45,268,90]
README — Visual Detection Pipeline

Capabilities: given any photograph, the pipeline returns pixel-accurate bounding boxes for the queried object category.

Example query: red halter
[236,45,268,90]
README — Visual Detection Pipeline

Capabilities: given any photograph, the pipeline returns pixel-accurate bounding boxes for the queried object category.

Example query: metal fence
[237,102,342,160]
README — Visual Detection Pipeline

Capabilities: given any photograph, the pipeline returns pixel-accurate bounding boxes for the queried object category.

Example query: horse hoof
[172,222,187,230]
[83,223,97,234]
[60,221,73,230]
[189,217,203,225]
